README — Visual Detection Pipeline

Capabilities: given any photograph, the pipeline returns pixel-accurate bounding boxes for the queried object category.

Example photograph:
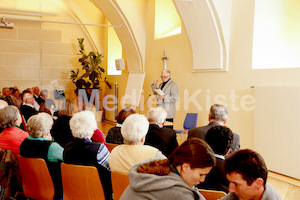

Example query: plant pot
[95,110,103,122]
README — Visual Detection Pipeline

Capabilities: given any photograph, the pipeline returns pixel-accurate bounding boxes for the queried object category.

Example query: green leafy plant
[70,38,110,91]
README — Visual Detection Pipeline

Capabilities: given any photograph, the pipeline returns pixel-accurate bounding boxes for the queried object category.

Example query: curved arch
[173,0,228,71]
[91,0,143,71]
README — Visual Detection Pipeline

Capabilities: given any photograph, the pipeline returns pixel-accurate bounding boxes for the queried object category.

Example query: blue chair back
[183,113,198,129]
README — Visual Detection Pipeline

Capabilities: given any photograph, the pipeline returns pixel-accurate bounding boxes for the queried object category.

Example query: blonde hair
[58,99,78,117]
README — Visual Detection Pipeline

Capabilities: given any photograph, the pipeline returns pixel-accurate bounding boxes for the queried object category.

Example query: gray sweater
[220,183,282,200]
[120,162,205,200]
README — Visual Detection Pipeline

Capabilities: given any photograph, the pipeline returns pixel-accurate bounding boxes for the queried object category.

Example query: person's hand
[159,95,165,99]
[153,80,158,85]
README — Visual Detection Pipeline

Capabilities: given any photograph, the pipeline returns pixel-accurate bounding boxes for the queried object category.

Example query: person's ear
[208,114,211,121]
[141,136,145,144]
[224,118,227,124]
[254,178,264,189]
[182,163,191,172]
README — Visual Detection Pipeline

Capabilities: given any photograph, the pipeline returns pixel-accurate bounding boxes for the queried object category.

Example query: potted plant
[70,38,110,94]
[70,38,111,121]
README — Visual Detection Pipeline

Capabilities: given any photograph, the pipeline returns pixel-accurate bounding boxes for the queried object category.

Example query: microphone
[139,94,151,114]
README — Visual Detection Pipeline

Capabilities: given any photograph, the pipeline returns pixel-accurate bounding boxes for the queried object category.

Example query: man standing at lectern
[151,70,179,122]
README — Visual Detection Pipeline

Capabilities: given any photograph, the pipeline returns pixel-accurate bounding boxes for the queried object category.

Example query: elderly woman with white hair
[0,105,29,157]
[20,112,63,199]
[145,107,178,157]
[109,113,166,174]
[64,110,112,200]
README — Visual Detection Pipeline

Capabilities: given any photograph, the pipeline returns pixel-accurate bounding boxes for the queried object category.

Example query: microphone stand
[139,94,151,114]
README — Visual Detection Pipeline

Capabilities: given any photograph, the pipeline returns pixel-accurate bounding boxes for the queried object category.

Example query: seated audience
[198,126,233,192]
[20,113,63,199]
[51,99,78,147]
[83,103,106,143]
[120,138,216,200]
[33,86,43,105]
[0,106,29,157]
[39,100,54,116]
[40,89,56,111]
[220,149,282,200]
[24,88,40,111]
[64,111,112,200]
[188,104,240,156]
[109,114,166,174]
[20,92,38,121]
[106,108,136,144]
[1,87,14,105]
[145,107,178,157]
[11,89,22,109]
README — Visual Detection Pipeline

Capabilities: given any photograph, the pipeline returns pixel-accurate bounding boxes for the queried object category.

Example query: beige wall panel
[42,42,76,55]
[42,67,73,81]
[0,29,18,40]
[0,66,39,79]
[1,54,40,66]
[0,54,6,65]
[18,28,61,42]
[14,21,41,28]
[42,55,80,68]
[0,40,40,53]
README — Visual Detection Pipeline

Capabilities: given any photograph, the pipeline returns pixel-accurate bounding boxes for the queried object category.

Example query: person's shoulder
[233,132,240,138]
[12,126,29,135]
[264,183,282,200]
[141,144,160,151]
[188,125,206,135]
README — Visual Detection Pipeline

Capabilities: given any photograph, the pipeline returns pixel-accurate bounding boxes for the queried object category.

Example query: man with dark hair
[188,104,240,156]
[220,149,282,200]
[198,126,233,192]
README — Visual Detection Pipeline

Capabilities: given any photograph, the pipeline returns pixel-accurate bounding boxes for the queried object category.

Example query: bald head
[0,100,8,110]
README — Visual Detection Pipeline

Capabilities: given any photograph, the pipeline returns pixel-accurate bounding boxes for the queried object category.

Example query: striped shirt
[96,142,111,171]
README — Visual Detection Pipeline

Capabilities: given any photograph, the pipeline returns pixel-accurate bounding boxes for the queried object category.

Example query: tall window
[107,24,122,75]
[155,0,181,40]
[252,0,300,69]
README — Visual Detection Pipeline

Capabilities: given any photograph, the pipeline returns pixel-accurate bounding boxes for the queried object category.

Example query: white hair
[121,114,149,145]
[70,110,97,139]
[147,107,167,125]
[23,92,33,102]
[27,113,53,138]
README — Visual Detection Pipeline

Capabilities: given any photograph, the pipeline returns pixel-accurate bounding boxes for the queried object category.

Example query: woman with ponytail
[120,138,216,200]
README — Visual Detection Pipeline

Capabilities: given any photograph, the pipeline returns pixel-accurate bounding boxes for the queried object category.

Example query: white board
[123,71,145,107]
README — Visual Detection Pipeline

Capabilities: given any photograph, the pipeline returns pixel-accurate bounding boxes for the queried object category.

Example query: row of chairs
[18,154,129,200]
[18,154,226,200]
[18,155,108,200]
